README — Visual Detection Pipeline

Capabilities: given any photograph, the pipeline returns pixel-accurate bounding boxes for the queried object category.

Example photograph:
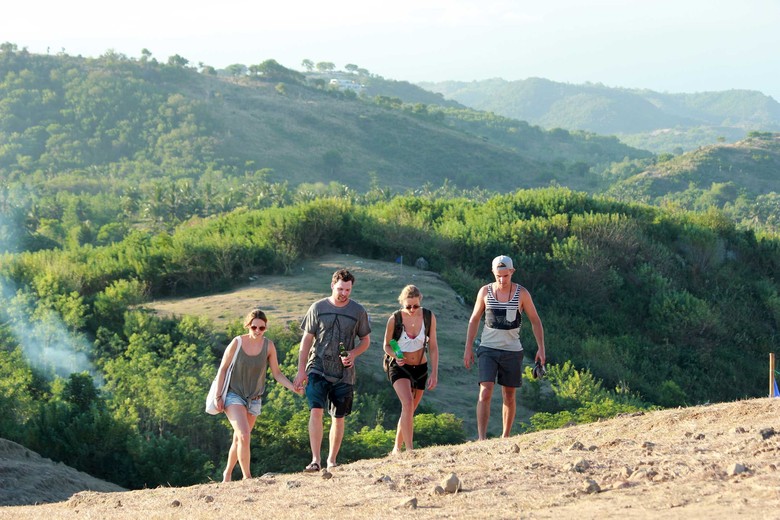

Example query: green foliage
[0,346,35,439]
[345,425,396,461]
[23,373,137,486]
[92,278,147,331]
[607,136,780,233]
[0,46,660,247]
[656,380,688,408]
[128,432,214,488]
[413,413,466,446]
[523,361,649,432]
[546,361,604,408]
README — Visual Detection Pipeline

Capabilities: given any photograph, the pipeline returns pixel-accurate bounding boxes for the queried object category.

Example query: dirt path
[3,398,779,519]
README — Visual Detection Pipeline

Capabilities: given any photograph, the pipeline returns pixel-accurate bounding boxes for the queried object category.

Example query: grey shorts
[477,346,523,387]
[224,391,263,416]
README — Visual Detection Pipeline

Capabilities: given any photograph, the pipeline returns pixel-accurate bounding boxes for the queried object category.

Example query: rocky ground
[2,397,779,519]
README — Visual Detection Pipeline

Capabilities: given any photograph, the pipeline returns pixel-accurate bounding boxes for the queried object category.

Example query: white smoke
[0,203,96,379]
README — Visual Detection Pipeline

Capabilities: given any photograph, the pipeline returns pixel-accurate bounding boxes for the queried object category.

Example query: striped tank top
[479,283,523,352]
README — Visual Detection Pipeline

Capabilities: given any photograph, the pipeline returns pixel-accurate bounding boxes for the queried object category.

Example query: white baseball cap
[491,255,514,271]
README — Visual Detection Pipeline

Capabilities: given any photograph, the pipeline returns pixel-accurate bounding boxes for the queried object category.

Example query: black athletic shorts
[388,360,428,390]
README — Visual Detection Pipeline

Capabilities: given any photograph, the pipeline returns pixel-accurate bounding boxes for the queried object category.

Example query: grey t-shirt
[300,298,371,385]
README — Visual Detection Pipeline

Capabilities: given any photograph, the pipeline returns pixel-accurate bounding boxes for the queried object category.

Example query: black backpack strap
[422,308,432,351]
[392,310,404,340]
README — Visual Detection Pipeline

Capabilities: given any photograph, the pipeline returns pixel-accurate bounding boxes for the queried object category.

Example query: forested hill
[418,77,780,152]
[609,133,780,199]
[0,45,647,198]
[601,132,780,233]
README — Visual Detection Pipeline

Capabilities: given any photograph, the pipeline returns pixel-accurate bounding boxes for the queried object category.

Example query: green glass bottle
[389,339,404,360]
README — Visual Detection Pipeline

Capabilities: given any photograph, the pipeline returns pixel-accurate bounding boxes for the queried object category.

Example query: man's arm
[464,286,487,369]
[293,332,315,390]
[352,333,371,357]
[520,288,545,364]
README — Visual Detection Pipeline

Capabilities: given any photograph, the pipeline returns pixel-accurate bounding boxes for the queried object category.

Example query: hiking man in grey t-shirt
[294,269,371,472]
[463,255,546,440]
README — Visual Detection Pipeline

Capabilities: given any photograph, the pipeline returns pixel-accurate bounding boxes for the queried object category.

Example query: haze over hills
[417,77,780,153]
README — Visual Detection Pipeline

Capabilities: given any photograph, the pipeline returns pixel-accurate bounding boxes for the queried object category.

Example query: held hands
[293,372,307,393]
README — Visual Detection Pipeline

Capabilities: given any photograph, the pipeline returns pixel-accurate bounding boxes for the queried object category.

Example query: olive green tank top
[228,336,268,400]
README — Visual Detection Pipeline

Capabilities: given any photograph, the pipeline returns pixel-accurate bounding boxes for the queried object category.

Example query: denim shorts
[224,391,263,416]
[477,346,523,387]
[305,373,354,418]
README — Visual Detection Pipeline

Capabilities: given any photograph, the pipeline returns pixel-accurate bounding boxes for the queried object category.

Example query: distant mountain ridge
[418,77,780,151]
[0,48,650,197]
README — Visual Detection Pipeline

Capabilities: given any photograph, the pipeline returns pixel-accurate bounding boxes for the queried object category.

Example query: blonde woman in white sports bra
[383,285,439,453]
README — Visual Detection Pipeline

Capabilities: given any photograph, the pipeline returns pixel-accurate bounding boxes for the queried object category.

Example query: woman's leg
[225,404,257,479]
[223,431,239,482]
[392,378,417,453]
[411,388,425,412]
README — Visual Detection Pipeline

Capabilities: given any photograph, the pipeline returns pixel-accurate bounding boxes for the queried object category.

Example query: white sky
[3,0,779,101]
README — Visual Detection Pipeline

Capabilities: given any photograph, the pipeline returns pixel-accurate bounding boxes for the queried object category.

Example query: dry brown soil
[3,398,780,519]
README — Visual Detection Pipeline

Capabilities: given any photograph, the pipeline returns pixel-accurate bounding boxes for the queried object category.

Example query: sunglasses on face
[250,325,267,331]
[404,304,421,310]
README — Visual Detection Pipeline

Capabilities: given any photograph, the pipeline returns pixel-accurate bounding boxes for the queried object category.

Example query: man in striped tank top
[463,255,546,440]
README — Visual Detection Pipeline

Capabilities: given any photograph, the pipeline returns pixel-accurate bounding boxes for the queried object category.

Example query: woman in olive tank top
[213,309,302,481]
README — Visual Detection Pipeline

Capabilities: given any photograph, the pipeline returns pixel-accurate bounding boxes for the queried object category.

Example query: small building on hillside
[329,78,365,93]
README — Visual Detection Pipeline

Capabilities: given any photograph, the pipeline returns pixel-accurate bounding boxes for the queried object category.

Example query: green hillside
[605,132,780,232]
[0,45,646,199]
[417,77,780,152]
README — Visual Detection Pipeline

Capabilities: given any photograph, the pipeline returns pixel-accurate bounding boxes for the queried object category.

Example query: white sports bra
[398,321,426,353]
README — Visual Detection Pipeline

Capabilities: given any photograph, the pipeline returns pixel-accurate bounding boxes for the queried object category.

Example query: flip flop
[304,462,321,473]
[327,462,339,469]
